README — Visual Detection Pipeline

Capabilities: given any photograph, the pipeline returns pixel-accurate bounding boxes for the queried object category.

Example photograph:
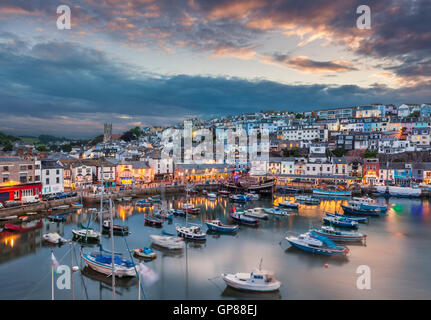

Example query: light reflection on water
[0,194,430,300]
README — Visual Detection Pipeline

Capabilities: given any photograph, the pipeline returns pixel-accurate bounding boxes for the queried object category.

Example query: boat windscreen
[310,231,343,249]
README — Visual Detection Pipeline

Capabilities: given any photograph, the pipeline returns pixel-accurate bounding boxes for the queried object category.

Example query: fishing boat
[349,197,387,212]
[278,202,298,209]
[205,220,239,233]
[341,203,380,216]
[295,195,320,205]
[263,208,290,216]
[145,216,163,227]
[133,247,157,260]
[72,228,101,241]
[168,208,186,216]
[323,216,359,229]
[312,226,366,242]
[4,219,42,232]
[181,203,200,214]
[102,220,130,235]
[325,212,369,223]
[230,211,259,226]
[376,186,422,198]
[71,202,83,208]
[218,190,230,196]
[148,196,161,203]
[245,193,259,200]
[229,194,248,203]
[176,223,206,241]
[48,213,69,222]
[81,251,136,277]
[150,234,185,250]
[43,232,68,244]
[136,199,152,206]
[207,192,217,199]
[313,189,351,197]
[221,268,281,292]
[155,210,173,220]
[243,209,269,220]
[285,232,349,256]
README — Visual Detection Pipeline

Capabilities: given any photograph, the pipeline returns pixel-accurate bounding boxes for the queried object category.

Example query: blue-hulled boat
[205,220,238,233]
[81,251,136,277]
[313,188,351,197]
[349,197,387,213]
[168,209,186,216]
[230,211,259,225]
[47,213,69,222]
[323,216,359,229]
[341,203,380,216]
[325,212,369,223]
[285,232,349,256]
[145,215,163,227]
[229,194,248,202]
[278,201,298,209]
[136,199,152,206]
[312,226,366,243]
[155,211,173,220]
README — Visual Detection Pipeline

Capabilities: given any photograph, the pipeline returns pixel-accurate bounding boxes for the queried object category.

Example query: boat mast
[100,164,104,233]
[109,198,116,300]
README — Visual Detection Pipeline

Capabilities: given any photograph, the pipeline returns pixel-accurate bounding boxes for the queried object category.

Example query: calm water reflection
[0,194,430,300]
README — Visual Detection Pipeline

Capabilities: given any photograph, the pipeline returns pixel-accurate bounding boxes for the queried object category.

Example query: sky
[0,0,430,138]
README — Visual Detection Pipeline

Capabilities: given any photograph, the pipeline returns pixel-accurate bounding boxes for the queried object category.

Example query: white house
[41,159,64,195]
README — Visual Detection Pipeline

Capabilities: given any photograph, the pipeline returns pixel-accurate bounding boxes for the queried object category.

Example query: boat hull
[205,222,238,233]
[221,274,281,292]
[286,238,347,256]
[313,189,351,197]
[341,205,380,216]
[81,253,136,277]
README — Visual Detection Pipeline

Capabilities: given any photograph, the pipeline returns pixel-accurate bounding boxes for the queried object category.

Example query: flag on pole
[51,252,60,273]
[138,263,159,286]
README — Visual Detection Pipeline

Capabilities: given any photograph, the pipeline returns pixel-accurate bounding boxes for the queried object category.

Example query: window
[3,166,8,171]
[46,170,49,175]
[20,165,26,171]
[56,170,60,175]
[35,175,40,182]
[46,178,50,185]
[3,174,9,182]
[56,177,60,184]
[28,165,32,170]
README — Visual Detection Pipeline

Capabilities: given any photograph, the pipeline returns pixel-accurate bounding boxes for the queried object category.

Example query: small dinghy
[222,262,281,292]
[133,247,157,260]
[323,216,359,229]
[205,220,238,233]
[201,190,208,195]
[145,216,163,227]
[278,202,298,209]
[176,224,206,241]
[43,232,68,244]
[150,234,185,250]
[102,220,130,235]
[285,231,349,256]
[72,229,101,242]
[325,212,369,223]
[263,208,290,216]
[168,209,186,216]
[116,197,123,202]
[243,209,269,220]
[230,211,259,226]
[312,226,366,243]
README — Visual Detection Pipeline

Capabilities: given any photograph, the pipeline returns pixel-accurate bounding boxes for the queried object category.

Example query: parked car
[4,200,22,208]
[0,203,4,209]
[43,194,57,201]
[65,192,77,197]
[55,193,68,199]
[22,196,40,204]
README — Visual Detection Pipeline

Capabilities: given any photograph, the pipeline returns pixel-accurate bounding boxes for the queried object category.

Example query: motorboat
[313,189,351,197]
[72,228,101,242]
[285,232,349,256]
[322,216,359,229]
[185,188,197,194]
[349,197,387,213]
[325,212,369,223]
[229,194,248,203]
[53,205,70,210]
[136,199,152,206]
[150,234,185,250]
[154,210,173,220]
[102,220,130,235]
[245,193,259,200]
[263,208,290,216]
[176,224,206,241]
[230,211,259,226]
[207,192,217,199]
[341,203,380,216]
[278,202,298,209]
[218,190,230,196]
[243,209,269,220]
[43,232,68,244]
[148,196,161,203]
[205,220,239,233]
[47,213,69,222]
[168,208,186,216]
[71,202,83,208]
[122,197,132,201]
[145,216,163,227]
[221,269,281,292]
[133,247,157,260]
[295,195,320,205]
[312,226,366,242]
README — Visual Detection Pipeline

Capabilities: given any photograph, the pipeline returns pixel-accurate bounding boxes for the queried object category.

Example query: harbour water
[0,194,430,300]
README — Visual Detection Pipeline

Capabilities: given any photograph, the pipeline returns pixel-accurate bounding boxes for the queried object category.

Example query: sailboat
[176,185,206,241]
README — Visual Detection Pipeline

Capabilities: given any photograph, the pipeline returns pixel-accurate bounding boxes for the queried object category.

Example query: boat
[323,216,359,229]
[185,188,197,194]
[221,268,281,292]
[116,197,123,202]
[150,234,185,250]
[313,189,351,197]
[263,208,290,216]
[230,211,259,226]
[218,190,230,196]
[207,192,217,199]
[205,220,239,233]
[53,205,70,210]
[221,177,275,194]
[376,186,421,197]
[325,212,369,223]
[181,203,200,214]
[145,216,163,227]
[285,232,349,256]
[136,199,152,206]
[278,187,299,193]
[176,223,206,241]
[43,232,68,244]
[201,190,208,195]
[229,194,248,203]
[155,210,173,220]
[133,247,157,260]
[295,195,320,205]
[148,196,161,203]
[18,216,28,221]
[122,197,132,201]
[48,213,69,222]
[312,226,366,242]
[349,197,387,212]
[71,202,83,208]
[102,220,130,235]
[81,251,136,277]
[4,219,42,232]
[72,229,101,241]
[341,203,380,216]
[168,208,186,216]
[245,193,259,200]
[0,215,18,221]
[243,209,269,220]
[278,202,298,209]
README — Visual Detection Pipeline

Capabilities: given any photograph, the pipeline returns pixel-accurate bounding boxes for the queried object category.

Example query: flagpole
[110,198,116,300]
[51,251,54,300]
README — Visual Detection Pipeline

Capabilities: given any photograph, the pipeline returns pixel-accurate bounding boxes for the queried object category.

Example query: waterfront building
[41,159,64,195]
[174,163,233,183]
[362,158,379,185]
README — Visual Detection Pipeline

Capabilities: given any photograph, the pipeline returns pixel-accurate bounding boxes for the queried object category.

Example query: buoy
[324,264,328,268]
